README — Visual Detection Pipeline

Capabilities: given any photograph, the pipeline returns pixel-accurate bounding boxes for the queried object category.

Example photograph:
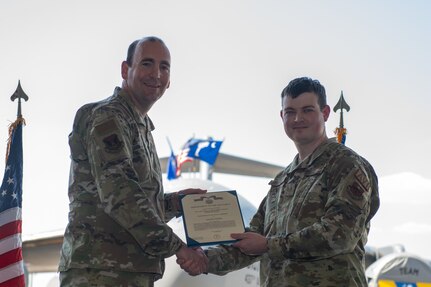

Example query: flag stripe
[0,248,22,269]
[0,234,22,255]
[0,208,21,227]
[0,121,24,287]
[0,274,25,287]
[0,220,21,241]
[0,260,24,284]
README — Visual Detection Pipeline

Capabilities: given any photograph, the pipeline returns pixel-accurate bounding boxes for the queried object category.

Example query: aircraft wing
[160,152,284,178]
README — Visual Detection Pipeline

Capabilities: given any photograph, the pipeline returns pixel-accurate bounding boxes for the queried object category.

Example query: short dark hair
[281,77,327,109]
[125,36,167,66]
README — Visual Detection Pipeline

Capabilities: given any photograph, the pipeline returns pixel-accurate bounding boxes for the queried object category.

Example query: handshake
[175,245,208,276]
[174,231,269,276]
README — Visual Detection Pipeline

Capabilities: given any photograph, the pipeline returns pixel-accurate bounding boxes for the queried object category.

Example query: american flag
[176,148,193,177]
[0,121,25,287]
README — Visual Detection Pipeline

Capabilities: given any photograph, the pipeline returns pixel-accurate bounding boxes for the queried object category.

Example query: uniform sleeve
[206,245,260,275]
[206,197,267,274]
[87,110,184,258]
[267,156,378,261]
[164,192,182,221]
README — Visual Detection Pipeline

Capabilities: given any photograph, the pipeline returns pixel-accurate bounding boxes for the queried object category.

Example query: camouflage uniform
[59,87,184,285]
[59,268,155,287]
[207,138,379,287]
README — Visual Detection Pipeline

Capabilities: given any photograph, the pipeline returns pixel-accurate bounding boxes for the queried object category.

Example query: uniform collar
[114,87,155,131]
[288,137,338,172]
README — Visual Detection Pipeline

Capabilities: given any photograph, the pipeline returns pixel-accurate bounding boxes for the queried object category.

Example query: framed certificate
[180,190,246,247]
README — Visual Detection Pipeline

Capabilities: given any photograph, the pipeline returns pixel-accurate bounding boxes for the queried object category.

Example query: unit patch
[348,182,365,201]
[94,118,124,154]
[102,134,124,153]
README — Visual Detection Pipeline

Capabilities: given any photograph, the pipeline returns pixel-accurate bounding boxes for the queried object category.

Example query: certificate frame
[180,190,245,247]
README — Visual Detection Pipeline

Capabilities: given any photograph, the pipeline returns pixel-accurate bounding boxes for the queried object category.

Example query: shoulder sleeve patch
[348,182,365,200]
[95,119,124,154]
[345,168,370,208]
[354,168,371,191]
[102,134,124,153]
[90,116,130,166]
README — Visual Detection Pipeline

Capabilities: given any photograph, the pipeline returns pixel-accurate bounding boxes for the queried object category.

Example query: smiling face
[121,39,171,113]
[281,92,330,151]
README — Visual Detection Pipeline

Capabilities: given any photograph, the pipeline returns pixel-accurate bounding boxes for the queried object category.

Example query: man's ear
[121,61,129,80]
[322,105,331,121]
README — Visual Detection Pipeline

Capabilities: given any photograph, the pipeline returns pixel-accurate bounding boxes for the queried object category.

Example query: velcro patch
[344,169,370,208]
[95,119,118,136]
[348,182,365,200]
[354,169,370,191]
[102,134,124,153]
[94,118,125,155]
[336,167,371,209]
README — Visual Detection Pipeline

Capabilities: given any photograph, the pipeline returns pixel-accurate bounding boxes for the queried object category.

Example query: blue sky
[1,0,430,259]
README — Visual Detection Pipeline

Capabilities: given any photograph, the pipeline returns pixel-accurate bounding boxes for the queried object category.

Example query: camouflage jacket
[207,138,379,287]
[58,87,184,278]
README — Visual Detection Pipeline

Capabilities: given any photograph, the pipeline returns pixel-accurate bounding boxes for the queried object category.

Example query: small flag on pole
[0,81,28,287]
[175,138,196,177]
[167,151,177,180]
[175,137,223,177]
[166,137,178,180]
[186,139,223,165]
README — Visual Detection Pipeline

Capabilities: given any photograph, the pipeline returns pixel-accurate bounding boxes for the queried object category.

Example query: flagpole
[166,136,174,152]
[10,80,29,118]
[6,81,28,163]
[0,80,28,286]
[333,91,350,145]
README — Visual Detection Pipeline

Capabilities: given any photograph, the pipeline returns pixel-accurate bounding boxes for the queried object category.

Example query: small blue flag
[167,150,177,180]
[186,139,223,165]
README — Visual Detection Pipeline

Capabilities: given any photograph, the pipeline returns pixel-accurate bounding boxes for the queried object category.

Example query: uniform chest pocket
[278,180,295,203]
[130,125,152,180]
[264,176,287,235]
[293,167,328,223]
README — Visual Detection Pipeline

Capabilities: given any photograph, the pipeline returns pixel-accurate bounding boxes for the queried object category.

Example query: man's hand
[176,246,208,276]
[231,232,268,255]
[175,189,206,213]
[177,188,207,196]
